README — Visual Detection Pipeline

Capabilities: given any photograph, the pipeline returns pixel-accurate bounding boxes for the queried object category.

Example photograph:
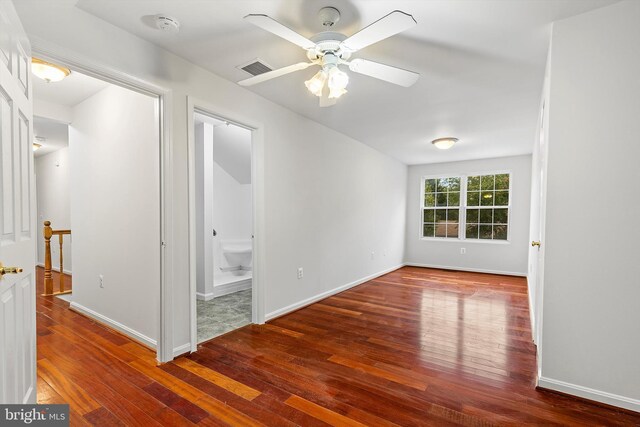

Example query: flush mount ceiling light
[431,137,458,150]
[31,58,71,83]
[33,136,45,151]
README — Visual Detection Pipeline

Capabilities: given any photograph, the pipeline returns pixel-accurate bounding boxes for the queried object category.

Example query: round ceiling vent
[154,15,180,33]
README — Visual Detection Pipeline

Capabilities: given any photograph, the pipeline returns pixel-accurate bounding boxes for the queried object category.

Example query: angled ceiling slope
[68,0,619,164]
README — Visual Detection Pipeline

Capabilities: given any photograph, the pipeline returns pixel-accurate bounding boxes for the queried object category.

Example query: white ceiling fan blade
[341,10,416,52]
[348,58,419,87]
[244,14,316,50]
[238,62,316,86]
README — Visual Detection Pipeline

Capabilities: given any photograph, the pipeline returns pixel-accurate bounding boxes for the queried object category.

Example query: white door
[533,98,549,350]
[0,0,36,404]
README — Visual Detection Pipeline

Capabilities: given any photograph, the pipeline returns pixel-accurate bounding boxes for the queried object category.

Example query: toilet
[221,240,252,273]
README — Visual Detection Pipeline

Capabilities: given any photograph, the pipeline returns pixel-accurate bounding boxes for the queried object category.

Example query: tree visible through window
[422,173,510,240]
[423,177,461,238]
[465,173,509,240]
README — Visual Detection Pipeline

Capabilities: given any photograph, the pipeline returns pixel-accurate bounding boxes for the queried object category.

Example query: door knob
[0,262,23,278]
[531,241,541,248]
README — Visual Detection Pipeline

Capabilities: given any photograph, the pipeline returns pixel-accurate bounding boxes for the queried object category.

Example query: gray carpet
[197,289,252,343]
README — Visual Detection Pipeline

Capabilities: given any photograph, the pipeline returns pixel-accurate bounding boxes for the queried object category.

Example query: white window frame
[420,170,512,243]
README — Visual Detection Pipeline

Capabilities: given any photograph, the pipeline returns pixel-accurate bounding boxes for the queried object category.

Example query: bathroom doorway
[193,111,254,343]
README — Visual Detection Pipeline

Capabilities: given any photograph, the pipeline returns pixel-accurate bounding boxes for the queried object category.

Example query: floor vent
[238,59,272,76]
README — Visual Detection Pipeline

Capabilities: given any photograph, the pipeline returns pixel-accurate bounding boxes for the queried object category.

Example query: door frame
[187,96,265,353]
[29,38,175,363]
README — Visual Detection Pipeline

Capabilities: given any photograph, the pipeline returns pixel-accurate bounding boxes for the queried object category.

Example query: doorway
[193,111,254,343]
[31,62,164,358]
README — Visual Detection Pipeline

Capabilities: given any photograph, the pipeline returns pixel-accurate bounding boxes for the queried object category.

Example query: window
[422,172,510,241]
[422,177,461,239]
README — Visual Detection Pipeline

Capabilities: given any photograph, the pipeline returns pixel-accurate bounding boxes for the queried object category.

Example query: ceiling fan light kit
[239,8,419,107]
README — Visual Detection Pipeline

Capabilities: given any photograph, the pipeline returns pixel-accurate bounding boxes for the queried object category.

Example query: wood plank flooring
[36,266,640,425]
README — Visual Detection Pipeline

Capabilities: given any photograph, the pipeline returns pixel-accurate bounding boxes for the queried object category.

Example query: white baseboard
[196,291,214,301]
[213,279,251,298]
[265,264,404,321]
[36,262,72,276]
[404,262,526,277]
[538,376,640,413]
[173,343,191,358]
[69,301,157,350]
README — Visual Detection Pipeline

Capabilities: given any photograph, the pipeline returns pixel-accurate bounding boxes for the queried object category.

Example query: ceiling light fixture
[32,143,42,152]
[305,63,349,99]
[31,58,71,83]
[305,69,327,97]
[431,137,458,150]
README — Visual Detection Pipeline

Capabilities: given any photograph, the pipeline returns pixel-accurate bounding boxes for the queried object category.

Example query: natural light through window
[422,173,510,241]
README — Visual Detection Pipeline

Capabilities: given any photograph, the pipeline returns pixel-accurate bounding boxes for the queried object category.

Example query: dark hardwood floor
[36,266,640,425]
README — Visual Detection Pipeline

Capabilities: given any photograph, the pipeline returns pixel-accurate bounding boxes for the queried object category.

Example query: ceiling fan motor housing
[307,32,351,61]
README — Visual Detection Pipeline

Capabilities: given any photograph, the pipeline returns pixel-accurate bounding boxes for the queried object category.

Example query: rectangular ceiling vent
[238,59,272,76]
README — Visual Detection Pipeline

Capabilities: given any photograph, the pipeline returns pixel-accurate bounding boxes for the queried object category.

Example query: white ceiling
[32,67,109,107]
[195,113,252,184]
[76,0,617,164]
[33,116,68,158]
[32,69,109,156]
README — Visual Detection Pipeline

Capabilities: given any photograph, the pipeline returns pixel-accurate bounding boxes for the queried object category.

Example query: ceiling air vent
[238,59,272,76]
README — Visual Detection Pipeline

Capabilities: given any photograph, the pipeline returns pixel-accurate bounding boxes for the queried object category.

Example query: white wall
[538,0,640,411]
[69,84,160,346]
[212,124,252,275]
[195,123,214,298]
[405,155,531,275]
[35,147,71,273]
[14,2,408,353]
[212,161,252,274]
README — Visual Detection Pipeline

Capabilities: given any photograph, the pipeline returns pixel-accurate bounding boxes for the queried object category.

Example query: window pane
[436,192,447,206]
[467,176,480,191]
[481,175,495,190]
[437,178,449,192]
[494,208,508,224]
[446,224,459,238]
[495,191,509,206]
[447,209,459,223]
[481,191,495,206]
[494,225,508,240]
[448,192,460,206]
[423,223,435,237]
[449,177,461,191]
[466,224,479,239]
[495,174,509,190]
[435,209,447,222]
[423,209,435,223]
[479,209,493,224]
[435,223,447,238]
[467,191,479,206]
[425,193,435,207]
[466,208,479,223]
[425,179,436,193]
[479,224,493,239]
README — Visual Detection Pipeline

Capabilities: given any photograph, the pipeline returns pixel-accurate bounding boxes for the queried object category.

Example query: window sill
[419,237,511,245]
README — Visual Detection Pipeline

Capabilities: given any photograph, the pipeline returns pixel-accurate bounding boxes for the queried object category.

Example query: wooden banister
[43,220,72,296]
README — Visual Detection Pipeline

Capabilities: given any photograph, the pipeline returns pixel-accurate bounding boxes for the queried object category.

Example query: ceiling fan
[238,7,420,107]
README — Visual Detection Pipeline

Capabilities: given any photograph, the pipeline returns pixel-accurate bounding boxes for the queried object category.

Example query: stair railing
[42,220,72,296]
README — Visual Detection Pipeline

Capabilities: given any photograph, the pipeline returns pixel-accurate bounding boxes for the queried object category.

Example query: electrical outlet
[297,268,303,279]
[371,251,375,259]
[460,248,466,254]
[99,274,104,288]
